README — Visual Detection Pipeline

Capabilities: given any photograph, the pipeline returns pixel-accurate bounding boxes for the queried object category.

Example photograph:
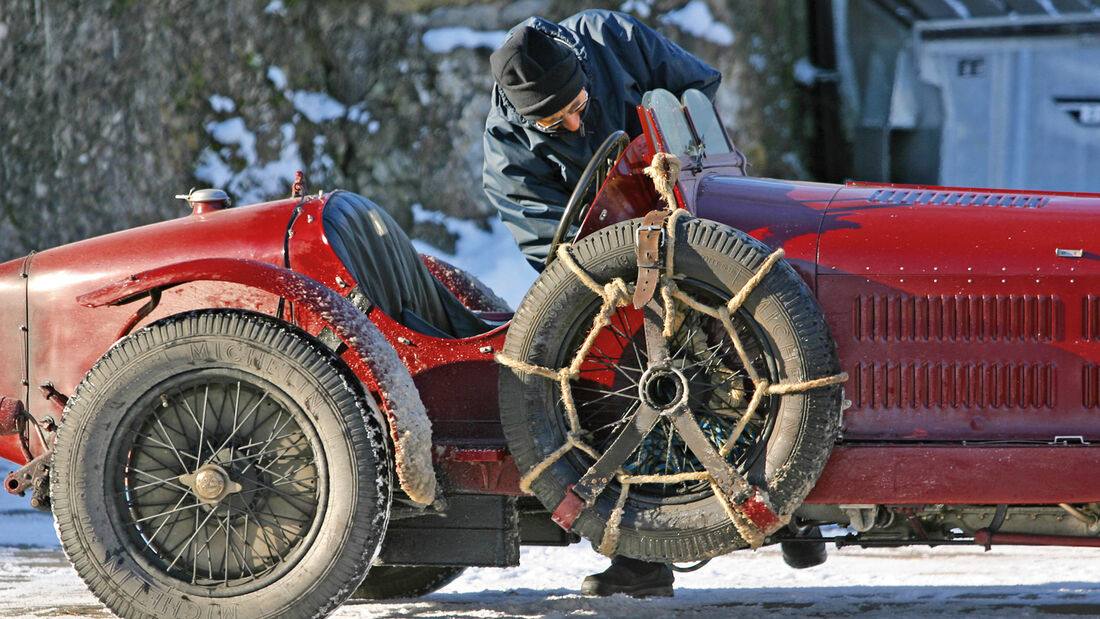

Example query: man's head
[490,26,586,131]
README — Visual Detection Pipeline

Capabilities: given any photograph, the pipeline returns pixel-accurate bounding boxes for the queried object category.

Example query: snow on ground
[3,476,1100,619]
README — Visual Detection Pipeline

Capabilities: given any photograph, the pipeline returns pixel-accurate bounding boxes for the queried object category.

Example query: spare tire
[499,216,841,563]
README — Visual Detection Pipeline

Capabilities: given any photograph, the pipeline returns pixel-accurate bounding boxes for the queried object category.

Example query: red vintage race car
[3,89,1099,618]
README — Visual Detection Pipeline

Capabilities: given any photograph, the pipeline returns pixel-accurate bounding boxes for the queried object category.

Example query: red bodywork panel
[571,132,1100,505]
[4,201,290,463]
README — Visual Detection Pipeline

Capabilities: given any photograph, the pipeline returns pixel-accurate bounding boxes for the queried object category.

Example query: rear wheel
[352,565,466,599]
[52,309,391,619]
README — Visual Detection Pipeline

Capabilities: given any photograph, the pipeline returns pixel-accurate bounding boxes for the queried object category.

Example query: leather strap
[632,209,671,309]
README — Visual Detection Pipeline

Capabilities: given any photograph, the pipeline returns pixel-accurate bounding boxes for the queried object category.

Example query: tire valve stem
[160,394,169,408]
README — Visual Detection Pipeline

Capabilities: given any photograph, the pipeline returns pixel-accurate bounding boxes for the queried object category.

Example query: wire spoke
[254,458,317,487]
[617,309,650,367]
[128,429,194,473]
[162,505,222,573]
[151,414,194,471]
[207,389,270,458]
[126,468,193,494]
[237,481,316,518]
[573,382,641,404]
[138,492,193,551]
[131,500,207,525]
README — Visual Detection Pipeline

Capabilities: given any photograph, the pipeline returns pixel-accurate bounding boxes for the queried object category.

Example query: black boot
[780,525,827,569]
[581,556,674,597]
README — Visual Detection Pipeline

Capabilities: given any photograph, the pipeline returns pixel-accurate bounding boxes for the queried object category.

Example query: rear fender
[77,257,438,505]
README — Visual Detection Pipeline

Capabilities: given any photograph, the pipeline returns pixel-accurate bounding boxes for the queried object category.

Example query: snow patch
[197,119,328,204]
[195,148,235,189]
[206,117,256,160]
[410,204,536,310]
[422,27,507,54]
[620,0,653,18]
[208,94,236,113]
[312,134,335,176]
[267,65,288,91]
[660,0,735,46]
[270,65,374,127]
[290,90,347,123]
[4,540,1100,615]
[263,0,286,16]
[749,53,767,72]
[347,102,372,125]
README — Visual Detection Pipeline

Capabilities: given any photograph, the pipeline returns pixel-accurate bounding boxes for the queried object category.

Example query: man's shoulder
[484,98,537,149]
[560,10,645,40]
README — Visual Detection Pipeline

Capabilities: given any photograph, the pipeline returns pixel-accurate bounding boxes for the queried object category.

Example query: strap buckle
[635,224,665,247]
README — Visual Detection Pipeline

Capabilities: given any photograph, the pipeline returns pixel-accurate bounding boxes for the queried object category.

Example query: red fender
[77,257,438,505]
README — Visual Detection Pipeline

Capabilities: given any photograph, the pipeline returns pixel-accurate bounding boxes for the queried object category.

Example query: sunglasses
[536,90,590,130]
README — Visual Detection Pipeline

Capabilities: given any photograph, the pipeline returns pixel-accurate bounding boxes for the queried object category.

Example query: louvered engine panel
[853,294,1059,342]
[853,362,1057,410]
[867,188,1048,209]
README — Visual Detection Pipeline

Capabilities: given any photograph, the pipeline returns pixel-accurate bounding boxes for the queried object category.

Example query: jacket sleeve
[482,122,571,272]
[573,10,721,101]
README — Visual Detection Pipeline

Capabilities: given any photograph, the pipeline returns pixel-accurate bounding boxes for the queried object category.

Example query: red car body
[7,132,1100,512]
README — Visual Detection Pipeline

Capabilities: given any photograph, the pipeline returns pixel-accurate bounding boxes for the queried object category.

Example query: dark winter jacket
[483,10,721,271]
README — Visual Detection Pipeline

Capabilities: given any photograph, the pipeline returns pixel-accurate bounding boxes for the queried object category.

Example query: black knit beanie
[490,26,585,121]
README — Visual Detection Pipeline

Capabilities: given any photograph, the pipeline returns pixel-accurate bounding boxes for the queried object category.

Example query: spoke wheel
[118,372,323,590]
[566,280,778,504]
[501,217,841,562]
[52,310,391,619]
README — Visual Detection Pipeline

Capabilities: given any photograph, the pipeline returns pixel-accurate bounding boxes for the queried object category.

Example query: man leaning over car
[482,9,829,597]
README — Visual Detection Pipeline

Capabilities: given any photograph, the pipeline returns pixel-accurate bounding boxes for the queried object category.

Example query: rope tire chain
[497,152,847,555]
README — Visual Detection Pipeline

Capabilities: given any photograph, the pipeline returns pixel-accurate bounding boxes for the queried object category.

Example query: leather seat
[322,191,491,339]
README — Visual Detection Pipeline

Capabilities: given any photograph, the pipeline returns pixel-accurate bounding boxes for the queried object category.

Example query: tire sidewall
[52,310,390,619]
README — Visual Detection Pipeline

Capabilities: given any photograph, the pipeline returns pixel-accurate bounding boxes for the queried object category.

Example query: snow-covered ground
[3,474,1100,619]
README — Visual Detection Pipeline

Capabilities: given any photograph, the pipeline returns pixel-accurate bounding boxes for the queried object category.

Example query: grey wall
[0,0,813,257]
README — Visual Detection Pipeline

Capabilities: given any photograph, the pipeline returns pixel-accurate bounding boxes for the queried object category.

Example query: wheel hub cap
[179,463,243,504]
[638,365,690,413]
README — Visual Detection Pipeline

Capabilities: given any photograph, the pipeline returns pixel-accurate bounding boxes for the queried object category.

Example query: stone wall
[0,0,811,257]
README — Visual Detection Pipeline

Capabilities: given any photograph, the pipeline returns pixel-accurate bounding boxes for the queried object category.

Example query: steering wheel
[545,130,631,267]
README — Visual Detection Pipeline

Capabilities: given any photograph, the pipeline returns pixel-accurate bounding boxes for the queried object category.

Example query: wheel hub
[179,463,243,504]
[638,364,690,413]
